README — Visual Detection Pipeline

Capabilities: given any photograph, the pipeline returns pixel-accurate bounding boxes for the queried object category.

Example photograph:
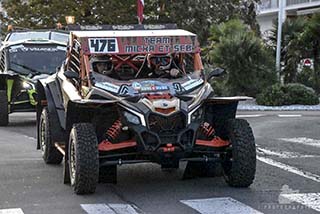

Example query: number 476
[89,38,117,53]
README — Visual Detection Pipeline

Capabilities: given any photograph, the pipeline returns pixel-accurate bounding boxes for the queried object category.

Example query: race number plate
[88,38,119,54]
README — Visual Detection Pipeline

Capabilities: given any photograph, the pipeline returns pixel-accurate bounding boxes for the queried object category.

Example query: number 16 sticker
[88,38,119,53]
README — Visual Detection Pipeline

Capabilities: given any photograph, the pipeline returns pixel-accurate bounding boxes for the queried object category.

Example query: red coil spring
[106,119,122,141]
[200,122,215,138]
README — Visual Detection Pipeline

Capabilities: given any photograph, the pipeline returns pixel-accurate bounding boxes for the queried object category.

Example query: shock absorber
[199,122,215,138]
[105,119,122,142]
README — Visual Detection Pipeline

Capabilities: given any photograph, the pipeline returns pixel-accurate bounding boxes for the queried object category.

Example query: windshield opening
[90,53,203,81]
[6,31,69,44]
[8,45,66,75]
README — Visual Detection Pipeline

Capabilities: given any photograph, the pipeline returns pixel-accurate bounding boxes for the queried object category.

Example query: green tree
[300,13,320,93]
[268,17,307,83]
[207,19,276,97]
[0,0,136,30]
[1,0,260,44]
[144,0,260,44]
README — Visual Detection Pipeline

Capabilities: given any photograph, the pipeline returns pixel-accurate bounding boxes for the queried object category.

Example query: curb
[238,105,320,111]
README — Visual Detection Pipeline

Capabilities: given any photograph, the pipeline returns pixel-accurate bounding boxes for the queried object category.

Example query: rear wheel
[221,119,256,187]
[69,123,99,194]
[0,90,9,126]
[39,107,63,164]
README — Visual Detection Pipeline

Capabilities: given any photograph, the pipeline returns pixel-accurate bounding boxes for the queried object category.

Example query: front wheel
[69,123,99,194]
[0,90,9,126]
[39,107,63,164]
[221,119,256,187]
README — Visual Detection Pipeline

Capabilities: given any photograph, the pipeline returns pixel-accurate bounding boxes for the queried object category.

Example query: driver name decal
[88,38,119,54]
[124,36,194,54]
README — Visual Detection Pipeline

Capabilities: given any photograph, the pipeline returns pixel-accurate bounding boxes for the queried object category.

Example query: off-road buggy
[36,24,256,194]
[0,30,68,126]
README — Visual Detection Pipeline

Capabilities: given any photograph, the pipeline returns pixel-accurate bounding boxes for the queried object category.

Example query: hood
[92,73,206,97]
[31,73,50,82]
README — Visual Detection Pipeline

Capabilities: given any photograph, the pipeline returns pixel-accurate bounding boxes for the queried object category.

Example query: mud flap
[183,161,223,179]
[63,158,71,184]
[99,166,117,184]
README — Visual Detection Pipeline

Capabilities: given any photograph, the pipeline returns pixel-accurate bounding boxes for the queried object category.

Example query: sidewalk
[237,100,320,111]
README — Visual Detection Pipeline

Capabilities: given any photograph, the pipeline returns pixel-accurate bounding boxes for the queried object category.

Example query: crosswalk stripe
[236,114,262,118]
[279,137,320,148]
[0,208,24,214]
[257,156,320,183]
[278,114,302,118]
[281,193,320,212]
[180,197,263,214]
[256,147,319,158]
[81,204,141,214]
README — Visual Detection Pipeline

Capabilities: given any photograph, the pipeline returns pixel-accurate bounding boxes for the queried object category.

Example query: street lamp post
[276,0,286,82]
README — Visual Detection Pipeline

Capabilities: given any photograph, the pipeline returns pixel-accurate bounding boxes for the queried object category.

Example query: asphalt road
[0,111,320,214]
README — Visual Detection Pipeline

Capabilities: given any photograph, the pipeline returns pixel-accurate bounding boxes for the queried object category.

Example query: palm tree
[268,17,307,83]
[206,19,276,96]
[300,13,320,93]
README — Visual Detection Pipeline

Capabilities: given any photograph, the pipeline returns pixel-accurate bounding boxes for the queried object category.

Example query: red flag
[137,0,144,24]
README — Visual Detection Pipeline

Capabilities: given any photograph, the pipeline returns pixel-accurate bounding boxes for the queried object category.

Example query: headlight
[123,111,141,125]
[22,81,33,89]
[188,106,203,124]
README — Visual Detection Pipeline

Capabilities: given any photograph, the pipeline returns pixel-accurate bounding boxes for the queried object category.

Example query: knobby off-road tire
[221,119,256,187]
[0,90,9,126]
[69,123,99,194]
[39,107,63,164]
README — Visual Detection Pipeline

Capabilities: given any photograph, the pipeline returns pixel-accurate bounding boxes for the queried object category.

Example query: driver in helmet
[91,55,115,77]
[147,54,180,78]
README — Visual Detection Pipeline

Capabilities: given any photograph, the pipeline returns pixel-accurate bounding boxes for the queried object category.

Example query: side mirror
[207,68,225,81]
[64,70,79,80]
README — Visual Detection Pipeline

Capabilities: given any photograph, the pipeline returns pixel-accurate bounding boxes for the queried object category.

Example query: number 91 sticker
[88,38,119,54]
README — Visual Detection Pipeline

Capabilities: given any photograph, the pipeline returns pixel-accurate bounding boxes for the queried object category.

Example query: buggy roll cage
[65,24,203,83]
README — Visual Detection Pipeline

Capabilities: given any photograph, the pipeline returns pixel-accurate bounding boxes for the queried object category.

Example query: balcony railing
[258,0,320,11]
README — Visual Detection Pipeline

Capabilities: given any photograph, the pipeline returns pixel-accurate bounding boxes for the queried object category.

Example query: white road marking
[236,114,262,118]
[281,193,320,212]
[278,114,302,118]
[257,156,320,183]
[180,197,263,214]
[0,208,24,214]
[81,204,141,214]
[256,147,319,158]
[23,135,37,141]
[279,137,320,148]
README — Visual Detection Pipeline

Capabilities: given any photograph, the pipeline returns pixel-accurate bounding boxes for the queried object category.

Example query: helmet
[91,55,113,75]
[147,54,172,71]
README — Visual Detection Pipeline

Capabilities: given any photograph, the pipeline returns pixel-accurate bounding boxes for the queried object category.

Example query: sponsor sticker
[95,82,120,93]
[182,79,204,91]
[132,82,142,91]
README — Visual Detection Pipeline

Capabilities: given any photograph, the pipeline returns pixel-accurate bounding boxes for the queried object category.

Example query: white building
[257,0,320,35]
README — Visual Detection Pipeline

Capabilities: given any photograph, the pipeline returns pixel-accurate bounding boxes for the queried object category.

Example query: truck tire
[221,119,256,187]
[39,107,63,164]
[0,90,9,126]
[69,123,99,194]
